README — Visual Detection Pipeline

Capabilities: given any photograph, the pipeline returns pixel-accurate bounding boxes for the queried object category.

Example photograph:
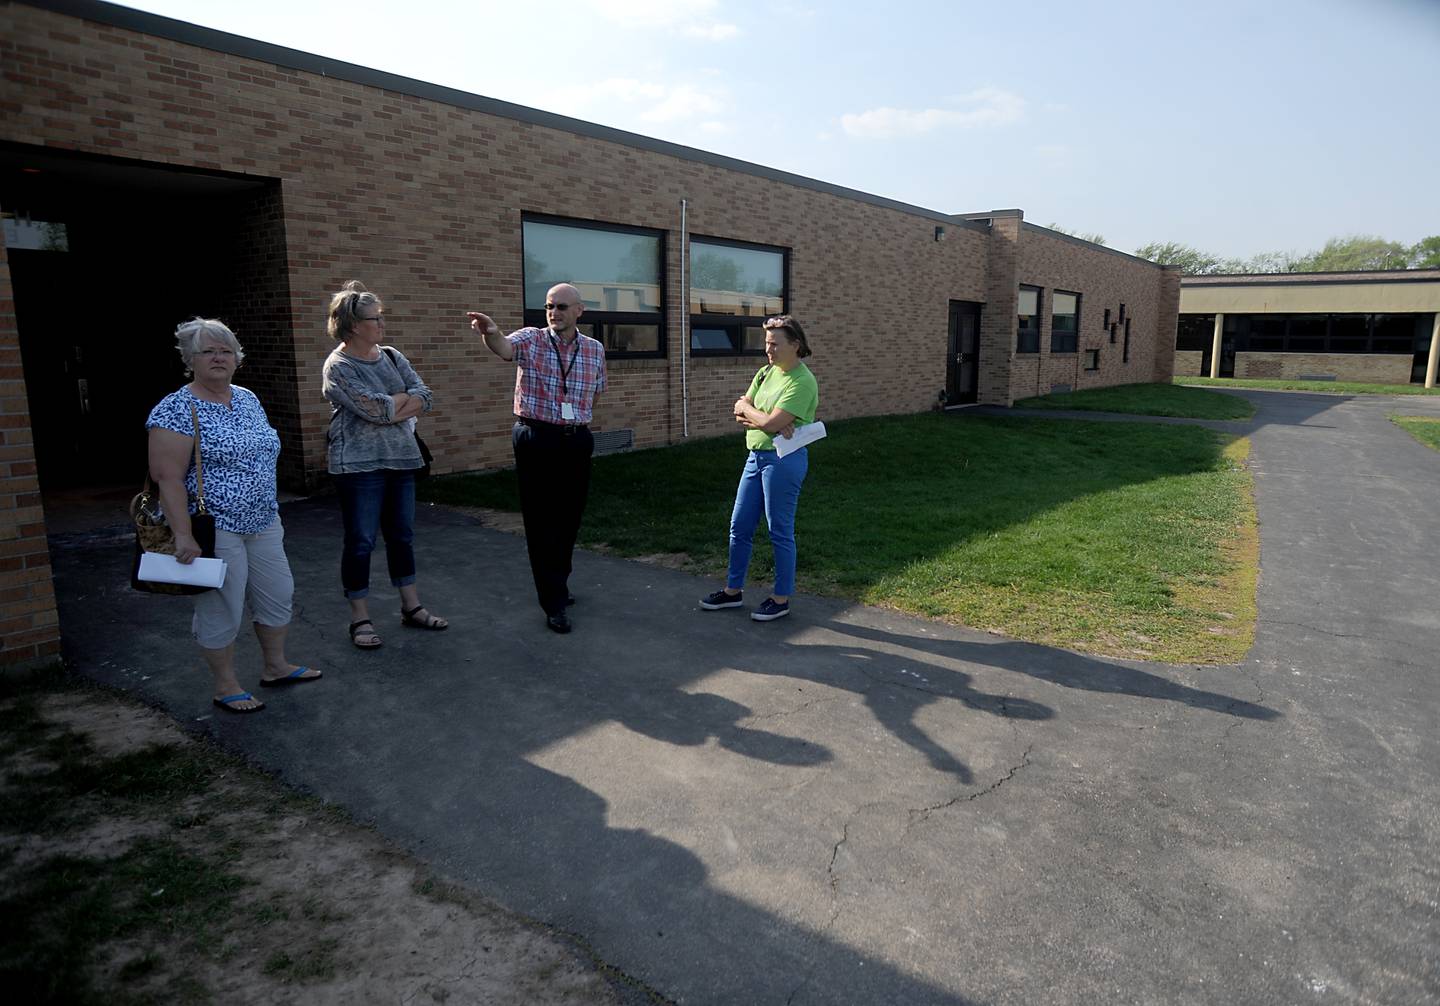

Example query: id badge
[561,401,577,421]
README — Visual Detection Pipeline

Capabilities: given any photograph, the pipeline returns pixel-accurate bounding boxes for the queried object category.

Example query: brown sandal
[401,605,448,630]
[349,619,383,649]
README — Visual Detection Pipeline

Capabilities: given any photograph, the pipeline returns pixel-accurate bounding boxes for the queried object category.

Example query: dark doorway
[1200,330,1236,379]
[946,300,982,405]
[1,146,292,498]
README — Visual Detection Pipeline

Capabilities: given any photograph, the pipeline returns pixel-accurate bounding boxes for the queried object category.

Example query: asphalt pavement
[49,389,1440,1005]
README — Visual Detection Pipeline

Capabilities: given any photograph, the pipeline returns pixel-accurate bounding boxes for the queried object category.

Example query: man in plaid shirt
[468,283,607,633]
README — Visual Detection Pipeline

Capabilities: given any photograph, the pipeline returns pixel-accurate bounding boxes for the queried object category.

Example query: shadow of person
[614,689,833,768]
[816,618,1279,721]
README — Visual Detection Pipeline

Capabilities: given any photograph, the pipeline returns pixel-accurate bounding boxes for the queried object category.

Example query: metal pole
[1210,313,1225,379]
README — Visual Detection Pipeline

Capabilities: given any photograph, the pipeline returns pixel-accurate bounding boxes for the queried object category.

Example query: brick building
[0,0,1180,667]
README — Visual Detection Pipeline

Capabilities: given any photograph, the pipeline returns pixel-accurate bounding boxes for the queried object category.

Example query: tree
[1134,241,1225,274]
[1409,235,1440,269]
[1046,222,1107,246]
[1291,235,1410,272]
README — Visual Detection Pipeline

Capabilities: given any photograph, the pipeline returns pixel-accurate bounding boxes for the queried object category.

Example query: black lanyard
[549,330,579,399]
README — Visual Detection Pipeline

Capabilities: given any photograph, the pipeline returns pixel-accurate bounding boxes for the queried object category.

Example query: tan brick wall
[0,230,62,669]
[1173,351,1205,377]
[0,4,993,476]
[1011,227,1176,401]
[1235,353,1412,384]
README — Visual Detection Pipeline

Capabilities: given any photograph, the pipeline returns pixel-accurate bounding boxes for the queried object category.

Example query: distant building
[1175,271,1440,385]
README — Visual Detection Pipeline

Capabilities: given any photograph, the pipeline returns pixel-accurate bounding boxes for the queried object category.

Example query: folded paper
[137,552,227,589]
[775,421,827,459]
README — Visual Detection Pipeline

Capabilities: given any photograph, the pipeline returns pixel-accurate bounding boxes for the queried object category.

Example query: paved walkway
[50,389,1440,1004]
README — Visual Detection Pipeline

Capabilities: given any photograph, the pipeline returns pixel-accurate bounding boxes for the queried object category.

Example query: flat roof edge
[1019,222,1161,269]
[22,0,990,232]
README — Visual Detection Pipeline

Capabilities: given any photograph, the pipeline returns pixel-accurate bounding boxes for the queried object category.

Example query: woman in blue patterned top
[147,319,322,714]
[323,281,447,649]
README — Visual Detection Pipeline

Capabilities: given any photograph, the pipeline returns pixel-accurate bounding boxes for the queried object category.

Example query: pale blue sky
[121,0,1439,258]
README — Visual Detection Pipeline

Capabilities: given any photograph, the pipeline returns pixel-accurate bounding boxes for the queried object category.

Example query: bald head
[545,283,585,339]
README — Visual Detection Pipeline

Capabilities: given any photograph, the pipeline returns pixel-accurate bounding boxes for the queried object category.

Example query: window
[1051,291,1079,353]
[522,215,664,357]
[1084,349,1099,371]
[1372,313,1423,354]
[1103,307,1112,338]
[1329,314,1368,353]
[1017,286,1042,353]
[2,214,68,251]
[1286,315,1326,352]
[1175,314,1215,351]
[1118,303,1126,324]
[689,237,787,355]
[1123,316,1132,362]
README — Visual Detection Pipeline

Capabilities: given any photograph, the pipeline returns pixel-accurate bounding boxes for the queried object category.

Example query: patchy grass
[1177,376,1440,396]
[1390,414,1440,452]
[1015,382,1255,420]
[423,412,1258,663]
[0,668,629,1005]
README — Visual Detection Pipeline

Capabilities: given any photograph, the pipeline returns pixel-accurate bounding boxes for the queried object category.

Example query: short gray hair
[175,318,245,372]
[328,279,382,339]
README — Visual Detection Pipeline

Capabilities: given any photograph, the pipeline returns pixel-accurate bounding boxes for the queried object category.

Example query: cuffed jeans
[513,419,593,615]
[727,447,808,597]
[335,468,417,599]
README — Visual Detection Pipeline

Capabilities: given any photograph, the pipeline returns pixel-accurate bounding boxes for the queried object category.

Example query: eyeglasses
[196,348,236,358]
[544,302,577,311]
[359,315,385,324]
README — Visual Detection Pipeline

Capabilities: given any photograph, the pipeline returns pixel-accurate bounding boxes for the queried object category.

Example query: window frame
[1017,285,1043,354]
[1051,290,1080,354]
[521,212,667,359]
[1083,348,1099,371]
[688,234,790,357]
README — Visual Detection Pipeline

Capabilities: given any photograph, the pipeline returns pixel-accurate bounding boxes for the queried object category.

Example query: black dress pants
[512,419,594,615]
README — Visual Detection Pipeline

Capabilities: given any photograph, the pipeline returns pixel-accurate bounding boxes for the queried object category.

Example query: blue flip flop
[258,666,322,688]
[213,691,265,713]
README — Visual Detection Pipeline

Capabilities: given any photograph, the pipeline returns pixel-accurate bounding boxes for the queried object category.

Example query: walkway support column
[1209,313,1225,379]
[1426,312,1439,389]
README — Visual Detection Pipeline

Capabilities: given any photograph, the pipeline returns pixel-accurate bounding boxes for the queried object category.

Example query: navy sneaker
[700,589,744,610]
[751,597,790,621]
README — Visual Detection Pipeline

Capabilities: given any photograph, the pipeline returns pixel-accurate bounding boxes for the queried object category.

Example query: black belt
[516,416,588,435]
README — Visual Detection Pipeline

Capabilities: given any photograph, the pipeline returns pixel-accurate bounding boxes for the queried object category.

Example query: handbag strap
[189,401,207,514]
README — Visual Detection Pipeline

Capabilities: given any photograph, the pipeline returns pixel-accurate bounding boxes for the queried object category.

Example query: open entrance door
[1,147,292,518]
[946,300,982,405]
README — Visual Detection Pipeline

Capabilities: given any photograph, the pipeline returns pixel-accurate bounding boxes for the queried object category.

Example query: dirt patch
[0,683,655,1005]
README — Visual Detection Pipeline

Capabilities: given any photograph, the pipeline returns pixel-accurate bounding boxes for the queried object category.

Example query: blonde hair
[327,280,382,339]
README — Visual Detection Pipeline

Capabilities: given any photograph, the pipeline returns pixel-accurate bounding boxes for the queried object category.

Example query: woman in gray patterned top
[323,281,447,648]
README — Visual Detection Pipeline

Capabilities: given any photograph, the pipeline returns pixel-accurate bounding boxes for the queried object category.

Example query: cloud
[527,75,732,132]
[641,83,726,122]
[840,87,1026,139]
[590,0,739,41]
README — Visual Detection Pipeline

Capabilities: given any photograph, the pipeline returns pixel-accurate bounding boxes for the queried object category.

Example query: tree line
[1046,225,1440,275]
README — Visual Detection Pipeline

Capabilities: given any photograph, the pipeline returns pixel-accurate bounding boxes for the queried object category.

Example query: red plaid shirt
[507,327,607,424]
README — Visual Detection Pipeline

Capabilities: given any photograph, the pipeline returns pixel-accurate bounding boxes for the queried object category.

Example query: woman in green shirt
[700,315,818,622]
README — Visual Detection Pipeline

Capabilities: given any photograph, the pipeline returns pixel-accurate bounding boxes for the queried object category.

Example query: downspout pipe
[680,199,689,437]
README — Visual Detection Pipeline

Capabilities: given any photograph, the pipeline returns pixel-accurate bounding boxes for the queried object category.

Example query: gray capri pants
[192,519,294,649]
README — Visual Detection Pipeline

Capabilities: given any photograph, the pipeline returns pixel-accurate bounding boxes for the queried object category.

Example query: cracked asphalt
[49,388,1440,1005]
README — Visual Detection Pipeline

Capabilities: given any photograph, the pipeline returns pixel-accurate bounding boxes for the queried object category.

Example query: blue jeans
[727,448,809,597]
[335,469,417,599]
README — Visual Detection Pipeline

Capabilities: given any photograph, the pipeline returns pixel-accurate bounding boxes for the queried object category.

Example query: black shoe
[546,612,572,634]
[700,588,744,610]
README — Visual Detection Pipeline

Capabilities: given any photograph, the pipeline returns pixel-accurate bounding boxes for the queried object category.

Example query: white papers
[137,552,227,589]
[775,421,827,458]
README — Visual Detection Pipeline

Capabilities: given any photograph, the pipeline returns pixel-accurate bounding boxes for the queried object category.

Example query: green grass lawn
[1014,382,1255,420]
[1390,415,1440,452]
[1177,376,1440,396]
[422,412,1257,663]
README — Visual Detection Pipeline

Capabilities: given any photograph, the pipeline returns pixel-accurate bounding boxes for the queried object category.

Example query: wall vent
[593,429,635,455]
